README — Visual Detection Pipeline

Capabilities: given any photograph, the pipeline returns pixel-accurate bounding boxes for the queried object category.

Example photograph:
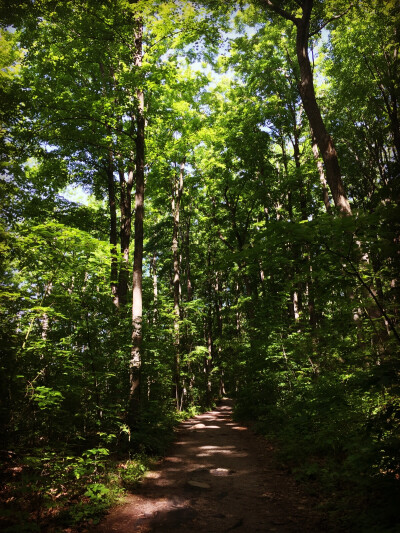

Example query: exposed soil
[92,399,330,532]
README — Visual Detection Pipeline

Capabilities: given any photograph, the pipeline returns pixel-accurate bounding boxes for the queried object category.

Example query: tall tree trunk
[205,311,213,406]
[151,254,158,323]
[107,151,119,305]
[180,209,192,408]
[215,274,225,396]
[293,132,307,221]
[130,19,145,422]
[99,62,120,304]
[264,0,352,215]
[118,165,133,308]
[205,250,214,407]
[172,160,184,410]
[295,0,351,215]
[292,130,305,317]
[185,211,193,302]
[311,135,332,214]
[280,139,293,220]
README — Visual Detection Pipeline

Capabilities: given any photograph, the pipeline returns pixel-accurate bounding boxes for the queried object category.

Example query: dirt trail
[93,399,328,532]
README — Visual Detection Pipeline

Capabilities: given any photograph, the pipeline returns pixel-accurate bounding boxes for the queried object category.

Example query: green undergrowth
[0,447,154,533]
[234,370,400,533]
[0,403,203,533]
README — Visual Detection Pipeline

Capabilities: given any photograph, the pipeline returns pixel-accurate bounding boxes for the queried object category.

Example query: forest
[0,0,399,531]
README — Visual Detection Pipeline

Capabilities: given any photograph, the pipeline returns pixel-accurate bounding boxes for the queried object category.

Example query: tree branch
[309,3,356,37]
[346,260,400,344]
[322,242,400,345]
[260,0,299,25]
[218,231,235,251]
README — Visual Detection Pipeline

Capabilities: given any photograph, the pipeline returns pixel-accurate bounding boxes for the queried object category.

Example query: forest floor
[91,399,332,533]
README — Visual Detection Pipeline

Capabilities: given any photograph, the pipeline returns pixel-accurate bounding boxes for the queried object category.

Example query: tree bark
[118,165,133,308]
[99,61,120,305]
[293,131,307,221]
[205,250,214,407]
[185,212,193,302]
[130,18,145,421]
[205,312,213,406]
[107,151,119,305]
[280,139,293,220]
[295,0,351,215]
[312,136,332,214]
[172,160,184,410]
[264,0,352,215]
[215,274,225,396]
[151,254,158,323]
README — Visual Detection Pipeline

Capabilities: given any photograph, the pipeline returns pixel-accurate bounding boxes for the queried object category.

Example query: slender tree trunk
[107,151,119,305]
[215,274,225,396]
[312,136,332,214]
[180,210,193,409]
[290,291,300,321]
[85,312,102,422]
[307,253,318,330]
[151,254,158,323]
[292,132,305,316]
[172,160,184,409]
[293,132,307,221]
[280,139,293,220]
[371,254,391,337]
[99,61,120,304]
[130,19,145,421]
[118,165,133,308]
[185,212,193,302]
[40,281,53,343]
[205,255,214,407]
[295,0,351,215]
[205,313,213,406]
[264,0,352,215]
[235,281,241,334]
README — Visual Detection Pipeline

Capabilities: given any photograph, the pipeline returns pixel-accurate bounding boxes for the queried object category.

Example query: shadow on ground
[92,399,328,533]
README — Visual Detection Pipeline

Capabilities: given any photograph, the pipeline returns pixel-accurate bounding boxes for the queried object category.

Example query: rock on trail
[92,399,327,532]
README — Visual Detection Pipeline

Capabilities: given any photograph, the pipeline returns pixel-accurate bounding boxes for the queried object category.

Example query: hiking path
[92,399,329,532]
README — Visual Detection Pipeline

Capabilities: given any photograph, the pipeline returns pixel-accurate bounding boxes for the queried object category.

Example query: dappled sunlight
[199,445,235,450]
[209,468,232,477]
[4,1,396,530]
[164,456,183,463]
[188,423,207,429]
[92,399,324,533]
[196,449,248,458]
[187,463,210,472]
[162,467,184,474]
[191,442,246,458]
[144,471,161,479]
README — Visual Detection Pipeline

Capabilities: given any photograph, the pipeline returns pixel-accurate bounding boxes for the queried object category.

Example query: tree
[1,3,400,531]
[129,15,145,419]
[258,0,352,215]
[321,0,400,209]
